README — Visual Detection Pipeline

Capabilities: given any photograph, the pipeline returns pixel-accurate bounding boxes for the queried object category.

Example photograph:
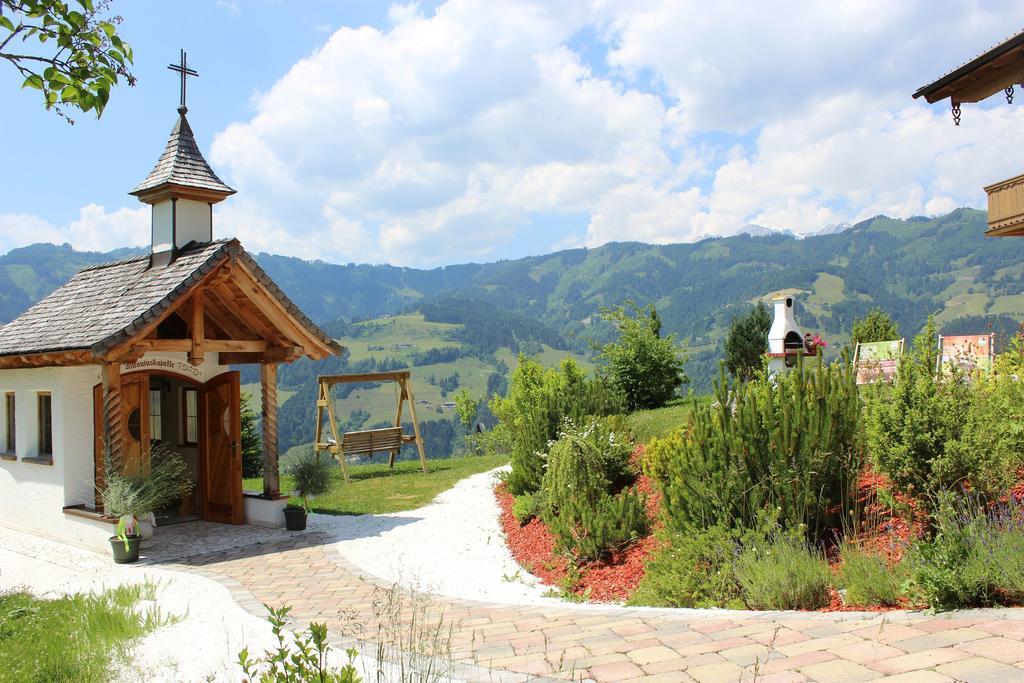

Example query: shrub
[238,605,360,682]
[287,452,335,512]
[649,356,862,541]
[851,308,900,346]
[100,442,194,520]
[836,542,907,607]
[909,492,1024,610]
[723,301,771,381]
[547,489,649,563]
[493,357,625,495]
[735,532,831,610]
[541,419,634,517]
[511,491,544,525]
[628,525,744,609]
[595,302,688,410]
[863,317,970,498]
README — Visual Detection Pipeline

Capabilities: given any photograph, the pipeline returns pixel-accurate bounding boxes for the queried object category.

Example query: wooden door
[121,373,149,475]
[202,371,243,524]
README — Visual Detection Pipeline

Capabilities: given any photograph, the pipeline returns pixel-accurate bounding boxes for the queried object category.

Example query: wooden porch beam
[116,338,269,354]
[100,362,124,494]
[190,289,205,366]
[218,346,302,365]
[0,350,92,369]
[260,362,281,497]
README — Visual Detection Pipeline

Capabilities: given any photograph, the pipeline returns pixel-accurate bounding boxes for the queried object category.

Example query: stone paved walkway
[165,532,1024,683]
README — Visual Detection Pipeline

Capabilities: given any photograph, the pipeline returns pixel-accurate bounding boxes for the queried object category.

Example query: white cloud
[0,204,148,254]
[130,1,1024,265]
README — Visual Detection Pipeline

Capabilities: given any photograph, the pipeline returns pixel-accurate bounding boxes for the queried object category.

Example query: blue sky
[2,1,1024,267]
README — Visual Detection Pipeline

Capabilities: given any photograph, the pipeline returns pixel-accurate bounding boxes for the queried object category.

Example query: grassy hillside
[4,208,1023,430]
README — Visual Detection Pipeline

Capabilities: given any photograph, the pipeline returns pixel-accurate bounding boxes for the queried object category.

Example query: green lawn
[245,454,509,515]
[0,584,173,683]
[625,396,709,443]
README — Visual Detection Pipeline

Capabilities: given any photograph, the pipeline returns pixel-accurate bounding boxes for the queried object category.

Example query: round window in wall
[127,407,142,442]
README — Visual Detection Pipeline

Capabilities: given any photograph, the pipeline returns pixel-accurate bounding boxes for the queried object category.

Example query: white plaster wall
[0,353,231,550]
[175,198,212,248]
[152,199,173,253]
[0,366,106,547]
[122,351,227,384]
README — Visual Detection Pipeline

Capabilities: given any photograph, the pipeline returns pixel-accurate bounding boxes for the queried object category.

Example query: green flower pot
[283,506,307,531]
[110,535,142,564]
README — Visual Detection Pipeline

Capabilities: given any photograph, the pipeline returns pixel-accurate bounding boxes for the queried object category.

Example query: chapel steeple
[130,50,235,268]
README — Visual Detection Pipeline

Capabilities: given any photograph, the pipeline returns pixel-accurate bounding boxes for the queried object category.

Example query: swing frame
[313,371,428,482]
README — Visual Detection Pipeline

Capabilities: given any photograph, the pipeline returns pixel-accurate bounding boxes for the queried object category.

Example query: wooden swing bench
[313,370,428,482]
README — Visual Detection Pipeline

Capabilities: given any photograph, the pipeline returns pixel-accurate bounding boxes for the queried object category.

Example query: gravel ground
[320,465,565,606]
[0,528,365,682]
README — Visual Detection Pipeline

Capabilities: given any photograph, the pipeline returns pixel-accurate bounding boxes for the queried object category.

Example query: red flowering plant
[804,333,828,354]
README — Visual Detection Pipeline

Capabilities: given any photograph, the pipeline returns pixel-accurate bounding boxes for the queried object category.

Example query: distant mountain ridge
[3,208,1023,393]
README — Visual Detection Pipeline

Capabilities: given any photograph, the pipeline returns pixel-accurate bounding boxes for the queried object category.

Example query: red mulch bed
[495,445,658,602]
[496,450,1019,610]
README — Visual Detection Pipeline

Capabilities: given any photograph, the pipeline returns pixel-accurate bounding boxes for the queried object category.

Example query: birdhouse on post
[766,294,814,375]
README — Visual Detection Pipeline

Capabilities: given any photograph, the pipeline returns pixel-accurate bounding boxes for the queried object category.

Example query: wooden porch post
[99,362,124,509]
[260,362,281,497]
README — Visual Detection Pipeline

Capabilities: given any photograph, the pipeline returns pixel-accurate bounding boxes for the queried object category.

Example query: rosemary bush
[735,532,831,610]
[836,541,907,607]
[99,442,194,520]
[287,452,335,512]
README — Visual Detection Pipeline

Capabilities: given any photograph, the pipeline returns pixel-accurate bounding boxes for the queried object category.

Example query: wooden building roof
[0,239,342,368]
[913,29,1024,105]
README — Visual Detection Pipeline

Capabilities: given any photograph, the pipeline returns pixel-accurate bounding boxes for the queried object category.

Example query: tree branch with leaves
[1,0,134,123]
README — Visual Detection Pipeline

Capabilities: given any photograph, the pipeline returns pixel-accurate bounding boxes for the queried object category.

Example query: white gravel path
[318,465,566,606]
[0,527,364,682]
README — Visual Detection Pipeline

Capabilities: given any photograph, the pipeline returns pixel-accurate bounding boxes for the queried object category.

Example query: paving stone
[751,672,807,683]
[587,659,645,681]
[893,628,989,653]
[956,636,1024,663]
[760,651,836,674]
[868,647,972,675]
[827,639,905,665]
[775,632,862,657]
[935,656,1024,682]
[627,645,679,666]
[875,672,954,682]
[686,660,746,683]
[718,642,774,667]
[797,658,878,682]
[852,623,929,645]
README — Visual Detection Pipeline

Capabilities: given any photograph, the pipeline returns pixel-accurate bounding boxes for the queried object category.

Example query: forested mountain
[3,208,1023,456]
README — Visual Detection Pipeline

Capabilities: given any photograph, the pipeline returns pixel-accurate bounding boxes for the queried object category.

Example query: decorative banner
[854,339,904,385]
[938,334,995,376]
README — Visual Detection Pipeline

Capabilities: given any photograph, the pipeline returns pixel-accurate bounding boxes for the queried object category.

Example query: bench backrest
[343,427,404,455]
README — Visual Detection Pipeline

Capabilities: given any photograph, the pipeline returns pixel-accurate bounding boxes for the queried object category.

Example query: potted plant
[99,443,194,563]
[283,451,334,531]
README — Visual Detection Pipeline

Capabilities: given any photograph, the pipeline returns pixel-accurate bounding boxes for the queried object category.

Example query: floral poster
[854,339,903,384]
[938,334,995,376]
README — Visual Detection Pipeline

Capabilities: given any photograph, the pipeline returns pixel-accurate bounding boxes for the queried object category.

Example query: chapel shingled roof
[0,239,341,359]
[130,111,236,197]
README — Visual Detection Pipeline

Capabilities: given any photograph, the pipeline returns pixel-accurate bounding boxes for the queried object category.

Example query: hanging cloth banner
[938,334,995,377]
[853,339,904,385]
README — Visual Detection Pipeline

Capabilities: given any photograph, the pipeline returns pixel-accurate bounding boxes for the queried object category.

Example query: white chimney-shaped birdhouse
[766,294,809,375]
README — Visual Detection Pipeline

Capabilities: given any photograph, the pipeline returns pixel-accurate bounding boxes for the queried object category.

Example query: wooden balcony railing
[984,172,1024,236]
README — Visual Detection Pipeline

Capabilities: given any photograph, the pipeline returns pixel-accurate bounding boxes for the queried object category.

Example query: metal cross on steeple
[167,49,198,115]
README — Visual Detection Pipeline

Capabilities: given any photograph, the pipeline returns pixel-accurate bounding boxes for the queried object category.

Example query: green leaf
[99,21,115,39]
[0,15,15,32]
[59,85,79,101]
[22,74,44,90]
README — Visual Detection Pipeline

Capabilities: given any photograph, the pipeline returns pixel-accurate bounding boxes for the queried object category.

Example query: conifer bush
[540,418,645,562]
[648,357,862,541]
[546,489,649,563]
[494,357,625,495]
